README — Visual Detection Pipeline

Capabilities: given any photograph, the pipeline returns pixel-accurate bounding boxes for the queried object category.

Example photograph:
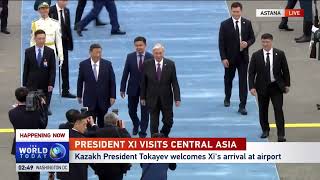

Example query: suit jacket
[9,105,45,155]
[23,46,56,90]
[49,5,73,50]
[140,58,181,108]
[77,59,116,110]
[120,51,153,96]
[92,125,131,176]
[248,48,291,95]
[57,129,88,180]
[219,17,255,64]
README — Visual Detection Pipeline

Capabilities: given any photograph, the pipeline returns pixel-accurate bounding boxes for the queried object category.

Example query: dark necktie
[235,20,240,41]
[139,54,143,72]
[59,10,66,37]
[156,63,162,81]
[266,52,271,84]
[37,48,42,66]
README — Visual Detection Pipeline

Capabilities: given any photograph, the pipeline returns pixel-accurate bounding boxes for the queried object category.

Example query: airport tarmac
[1,1,320,179]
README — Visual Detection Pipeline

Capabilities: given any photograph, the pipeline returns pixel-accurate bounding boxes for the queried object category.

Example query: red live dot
[285,9,304,17]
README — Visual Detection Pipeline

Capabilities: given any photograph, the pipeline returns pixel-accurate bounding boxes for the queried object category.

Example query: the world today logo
[15,129,69,172]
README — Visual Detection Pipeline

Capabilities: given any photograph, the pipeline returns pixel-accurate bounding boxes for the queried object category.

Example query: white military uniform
[31,17,64,62]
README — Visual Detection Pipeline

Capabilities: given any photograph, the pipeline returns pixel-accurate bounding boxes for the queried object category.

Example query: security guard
[31,2,64,66]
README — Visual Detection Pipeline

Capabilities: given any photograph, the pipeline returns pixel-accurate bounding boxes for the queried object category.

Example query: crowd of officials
[6,0,320,179]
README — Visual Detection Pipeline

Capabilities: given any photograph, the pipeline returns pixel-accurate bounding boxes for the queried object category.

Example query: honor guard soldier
[31,2,64,66]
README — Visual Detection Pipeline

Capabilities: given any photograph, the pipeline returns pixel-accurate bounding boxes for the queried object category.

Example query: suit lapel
[241,18,245,40]
[134,53,139,72]
[32,46,38,65]
[151,60,157,81]
[260,49,265,67]
[64,9,69,25]
[87,59,96,82]
[52,6,58,20]
[160,59,168,82]
[97,60,103,82]
[41,47,46,66]
[273,49,278,72]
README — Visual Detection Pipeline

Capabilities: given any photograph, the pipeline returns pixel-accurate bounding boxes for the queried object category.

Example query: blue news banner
[15,129,70,172]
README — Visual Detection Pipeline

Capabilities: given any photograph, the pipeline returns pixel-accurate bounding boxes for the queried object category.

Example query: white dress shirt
[263,48,275,82]
[91,59,100,79]
[154,59,163,70]
[56,4,65,25]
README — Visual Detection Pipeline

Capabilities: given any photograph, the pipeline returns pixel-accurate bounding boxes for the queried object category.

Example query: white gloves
[59,60,63,67]
[312,25,319,33]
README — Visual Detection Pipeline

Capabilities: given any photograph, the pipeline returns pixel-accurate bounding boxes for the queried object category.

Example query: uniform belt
[45,42,55,46]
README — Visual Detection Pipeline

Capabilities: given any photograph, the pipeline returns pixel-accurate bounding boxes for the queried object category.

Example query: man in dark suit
[74,0,106,30]
[120,37,153,137]
[23,29,56,108]
[140,43,181,137]
[57,111,94,180]
[77,43,116,128]
[49,0,76,98]
[92,112,131,180]
[218,2,255,115]
[9,87,46,180]
[248,33,290,142]
[0,0,9,34]
[75,0,125,36]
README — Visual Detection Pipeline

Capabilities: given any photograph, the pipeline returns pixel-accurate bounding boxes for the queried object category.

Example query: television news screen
[1,0,320,179]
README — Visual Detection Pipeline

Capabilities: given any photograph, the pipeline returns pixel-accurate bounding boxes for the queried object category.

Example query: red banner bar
[69,138,246,151]
[285,9,304,17]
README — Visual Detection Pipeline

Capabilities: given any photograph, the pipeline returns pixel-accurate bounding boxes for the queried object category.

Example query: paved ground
[0,0,320,180]
[227,1,320,179]
[0,1,21,179]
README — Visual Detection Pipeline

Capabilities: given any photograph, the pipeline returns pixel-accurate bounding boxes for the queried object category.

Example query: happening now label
[15,129,69,172]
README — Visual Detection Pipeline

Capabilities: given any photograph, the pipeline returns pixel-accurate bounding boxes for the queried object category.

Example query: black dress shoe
[62,92,76,98]
[279,24,294,31]
[95,20,107,26]
[111,29,126,35]
[75,24,83,37]
[278,136,287,142]
[295,35,311,43]
[138,132,147,138]
[48,109,52,116]
[74,27,88,31]
[132,127,139,136]
[224,99,230,107]
[294,34,305,41]
[1,29,10,34]
[260,131,269,139]
[238,107,248,115]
